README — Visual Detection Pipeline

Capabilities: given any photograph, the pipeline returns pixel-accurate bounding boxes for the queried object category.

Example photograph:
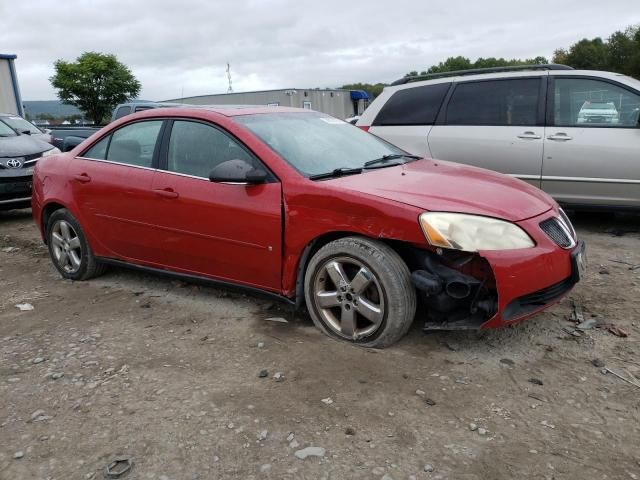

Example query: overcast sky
[2,0,639,101]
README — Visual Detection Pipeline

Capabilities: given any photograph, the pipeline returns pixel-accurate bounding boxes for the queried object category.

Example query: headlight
[41,147,61,157]
[419,212,535,252]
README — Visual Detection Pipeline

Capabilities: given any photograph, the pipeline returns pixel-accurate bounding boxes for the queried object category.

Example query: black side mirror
[209,159,268,184]
[20,129,31,135]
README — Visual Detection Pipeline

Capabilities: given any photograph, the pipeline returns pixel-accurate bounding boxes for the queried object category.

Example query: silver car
[357,65,640,210]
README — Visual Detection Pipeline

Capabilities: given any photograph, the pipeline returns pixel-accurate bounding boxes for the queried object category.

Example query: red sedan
[32,107,585,347]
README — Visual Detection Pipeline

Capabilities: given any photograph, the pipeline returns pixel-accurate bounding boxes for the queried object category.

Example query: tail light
[358,126,369,132]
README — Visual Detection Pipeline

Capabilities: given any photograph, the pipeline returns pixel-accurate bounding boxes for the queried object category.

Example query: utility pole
[226,62,233,93]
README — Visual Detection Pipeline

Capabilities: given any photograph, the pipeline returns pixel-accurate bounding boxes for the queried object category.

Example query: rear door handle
[517,131,541,139]
[73,173,91,183]
[547,133,573,141]
[153,188,179,199]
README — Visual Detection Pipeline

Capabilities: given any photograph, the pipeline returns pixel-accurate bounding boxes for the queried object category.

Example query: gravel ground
[1,208,639,480]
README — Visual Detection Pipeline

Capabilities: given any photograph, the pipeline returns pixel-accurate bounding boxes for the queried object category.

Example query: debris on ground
[424,464,434,472]
[500,358,515,366]
[273,372,285,382]
[321,397,333,405]
[572,302,585,323]
[345,427,355,436]
[13,451,24,459]
[15,303,34,311]
[561,326,582,337]
[104,456,133,478]
[576,318,597,330]
[257,430,268,441]
[607,325,629,338]
[591,358,606,368]
[601,367,640,389]
[294,446,325,460]
[469,423,478,431]
[265,317,288,323]
[425,398,436,406]
[258,369,269,378]
[528,378,544,386]
[1,246,20,253]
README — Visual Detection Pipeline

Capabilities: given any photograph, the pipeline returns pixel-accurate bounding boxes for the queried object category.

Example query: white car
[357,65,640,209]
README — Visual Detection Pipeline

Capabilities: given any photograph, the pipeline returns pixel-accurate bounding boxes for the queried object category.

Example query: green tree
[50,52,141,125]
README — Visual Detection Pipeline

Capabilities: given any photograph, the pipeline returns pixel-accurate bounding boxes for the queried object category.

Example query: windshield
[1,116,43,134]
[235,112,405,177]
[0,120,17,137]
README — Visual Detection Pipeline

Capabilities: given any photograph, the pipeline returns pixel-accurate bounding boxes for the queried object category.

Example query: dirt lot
[1,209,639,480]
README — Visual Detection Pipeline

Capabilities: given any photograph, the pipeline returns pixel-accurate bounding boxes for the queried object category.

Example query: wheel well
[293,231,419,309]
[41,202,66,241]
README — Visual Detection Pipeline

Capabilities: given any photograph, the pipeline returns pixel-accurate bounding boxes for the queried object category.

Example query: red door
[68,120,164,262]
[148,120,283,291]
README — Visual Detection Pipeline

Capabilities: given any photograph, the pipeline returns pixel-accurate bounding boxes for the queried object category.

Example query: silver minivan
[357,65,640,209]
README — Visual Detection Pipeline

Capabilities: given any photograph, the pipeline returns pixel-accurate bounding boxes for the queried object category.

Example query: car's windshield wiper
[308,167,363,181]
[363,153,422,169]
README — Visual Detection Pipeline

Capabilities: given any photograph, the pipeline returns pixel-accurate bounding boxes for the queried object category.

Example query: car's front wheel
[304,236,416,348]
[46,209,106,281]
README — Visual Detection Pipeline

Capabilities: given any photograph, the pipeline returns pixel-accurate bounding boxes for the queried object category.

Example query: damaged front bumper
[410,210,584,330]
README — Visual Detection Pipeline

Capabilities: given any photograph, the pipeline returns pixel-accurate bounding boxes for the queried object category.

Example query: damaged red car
[32,107,585,347]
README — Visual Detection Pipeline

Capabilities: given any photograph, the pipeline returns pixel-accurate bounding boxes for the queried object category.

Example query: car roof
[130,105,312,118]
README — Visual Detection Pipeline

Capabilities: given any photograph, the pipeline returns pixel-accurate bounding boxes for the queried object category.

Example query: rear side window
[373,83,450,126]
[114,106,131,120]
[445,79,540,126]
[106,121,163,168]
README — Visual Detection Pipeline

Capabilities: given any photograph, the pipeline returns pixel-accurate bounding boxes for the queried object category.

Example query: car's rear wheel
[46,209,106,281]
[304,236,416,348]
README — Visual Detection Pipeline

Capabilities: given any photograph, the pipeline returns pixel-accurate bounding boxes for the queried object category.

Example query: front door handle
[73,173,91,183]
[547,133,573,141]
[517,131,541,139]
[153,188,179,199]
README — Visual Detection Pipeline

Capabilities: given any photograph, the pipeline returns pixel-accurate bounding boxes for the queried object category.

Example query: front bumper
[479,212,583,328]
[413,209,583,330]
[0,169,33,210]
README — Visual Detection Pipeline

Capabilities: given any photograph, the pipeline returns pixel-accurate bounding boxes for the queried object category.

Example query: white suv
[356,65,640,209]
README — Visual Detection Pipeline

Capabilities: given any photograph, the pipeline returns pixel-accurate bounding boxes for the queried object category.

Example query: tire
[46,209,106,281]
[304,236,416,348]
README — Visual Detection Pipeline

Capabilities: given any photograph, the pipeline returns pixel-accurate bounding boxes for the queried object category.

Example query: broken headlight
[419,212,535,252]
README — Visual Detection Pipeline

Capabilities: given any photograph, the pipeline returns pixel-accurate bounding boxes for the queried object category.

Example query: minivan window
[446,79,540,126]
[373,83,450,126]
[554,78,640,127]
[167,121,258,178]
[114,106,132,120]
[106,121,162,168]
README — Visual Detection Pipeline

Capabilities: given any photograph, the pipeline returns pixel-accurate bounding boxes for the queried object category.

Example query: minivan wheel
[46,209,106,281]
[304,236,416,348]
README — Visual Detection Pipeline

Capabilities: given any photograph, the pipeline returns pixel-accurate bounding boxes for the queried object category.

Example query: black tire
[304,236,416,348]
[46,208,106,281]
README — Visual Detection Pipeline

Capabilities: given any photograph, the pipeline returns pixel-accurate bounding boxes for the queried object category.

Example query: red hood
[327,159,554,222]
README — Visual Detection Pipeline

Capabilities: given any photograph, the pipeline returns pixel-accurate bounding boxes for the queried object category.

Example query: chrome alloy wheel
[312,256,385,340]
[51,220,82,273]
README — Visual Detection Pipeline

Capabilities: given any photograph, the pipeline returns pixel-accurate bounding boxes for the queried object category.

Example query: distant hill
[23,100,82,119]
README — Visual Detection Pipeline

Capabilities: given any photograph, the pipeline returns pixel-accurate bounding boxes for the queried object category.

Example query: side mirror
[209,159,268,184]
[20,129,31,135]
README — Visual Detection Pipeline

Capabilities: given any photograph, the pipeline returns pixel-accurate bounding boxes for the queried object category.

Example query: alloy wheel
[51,220,83,273]
[312,256,385,340]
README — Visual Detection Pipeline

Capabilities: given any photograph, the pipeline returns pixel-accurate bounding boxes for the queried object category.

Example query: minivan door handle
[517,131,542,139]
[153,188,179,199]
[547,133,573,141]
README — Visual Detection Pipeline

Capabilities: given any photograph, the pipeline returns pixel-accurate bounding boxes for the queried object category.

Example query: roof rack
[390,64,574,86]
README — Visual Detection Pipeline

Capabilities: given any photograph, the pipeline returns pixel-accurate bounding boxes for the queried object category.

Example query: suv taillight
[358,126,369,132]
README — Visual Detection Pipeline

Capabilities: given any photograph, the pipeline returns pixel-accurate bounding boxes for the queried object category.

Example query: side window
[554,78,640,127]
[373,83,450,126]
[167,121,257,178]
[446,79,540,126]
[135,106,154,112]
[106,121,162,168]
[114,106,131,120]
[82,136,109,160]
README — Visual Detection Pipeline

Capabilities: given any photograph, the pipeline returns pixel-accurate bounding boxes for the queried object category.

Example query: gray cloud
[1,0,638,100]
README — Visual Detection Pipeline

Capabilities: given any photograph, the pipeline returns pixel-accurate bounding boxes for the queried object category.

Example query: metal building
[0,54,23,116]
[164,88,369,119]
